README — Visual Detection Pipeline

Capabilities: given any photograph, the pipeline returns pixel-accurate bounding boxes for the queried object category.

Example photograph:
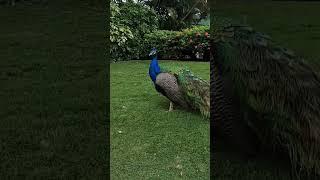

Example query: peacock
[210,18,320,178]
[148,47,210,118]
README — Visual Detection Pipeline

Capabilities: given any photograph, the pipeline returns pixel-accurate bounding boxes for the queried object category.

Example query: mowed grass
[110,61,209,179]
[0,2,107,179]
[212,1,320,179]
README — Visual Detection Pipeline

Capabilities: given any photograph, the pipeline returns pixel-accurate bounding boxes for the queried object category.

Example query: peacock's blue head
[149,47,157,57]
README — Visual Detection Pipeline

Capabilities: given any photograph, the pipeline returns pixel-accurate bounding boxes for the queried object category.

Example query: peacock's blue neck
[149,56,161,83]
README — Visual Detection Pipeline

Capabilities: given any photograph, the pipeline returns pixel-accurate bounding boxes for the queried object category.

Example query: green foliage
[144,0,209,30]
[110,2,134,61]
[176,25,210,46]
[176,68,210,118]
[118,2,158,37]
[110,1,158,61]
[143,30,178,58]
[110,1,209,61]
[142,25,210,61]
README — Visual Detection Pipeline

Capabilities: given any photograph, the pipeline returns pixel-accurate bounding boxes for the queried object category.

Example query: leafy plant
[110,0,209,62]
[144,0,209,30]
[142,25,210,61]
[110,1,134,61]
[110,1,159,61]
[142,30,178,59]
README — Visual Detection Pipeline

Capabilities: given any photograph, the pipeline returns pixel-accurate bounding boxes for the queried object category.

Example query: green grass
[0,2,108,179]
[110,61,209,179]
[110,60,293,179]
[212,1,320,179]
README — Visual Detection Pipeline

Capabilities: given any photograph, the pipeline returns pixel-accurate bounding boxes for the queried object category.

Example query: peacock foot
[168,102,173,112]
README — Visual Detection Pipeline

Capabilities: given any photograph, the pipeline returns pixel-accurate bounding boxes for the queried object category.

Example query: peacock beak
[149,48,157,57]
[149,52,156,57]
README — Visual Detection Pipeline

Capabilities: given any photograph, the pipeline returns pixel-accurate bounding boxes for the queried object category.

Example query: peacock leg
[168,101,173,112]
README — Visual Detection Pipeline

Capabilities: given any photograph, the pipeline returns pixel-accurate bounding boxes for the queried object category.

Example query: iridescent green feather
[159,64,210,118]
[176,69,210,118]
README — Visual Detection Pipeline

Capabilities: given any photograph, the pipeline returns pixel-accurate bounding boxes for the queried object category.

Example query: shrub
[142,30,178,59]
[110,22,134,62]
[110,1,134,61]
[110,1,209,61]
[174,25,210,60]
[142,25,210,61]
[110,1,159,61]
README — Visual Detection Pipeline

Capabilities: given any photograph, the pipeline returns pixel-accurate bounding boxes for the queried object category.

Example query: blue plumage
[148,48,161,83]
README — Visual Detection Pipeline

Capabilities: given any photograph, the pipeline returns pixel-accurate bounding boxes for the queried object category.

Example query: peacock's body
[148,48,210,118]
[210,19,320,178]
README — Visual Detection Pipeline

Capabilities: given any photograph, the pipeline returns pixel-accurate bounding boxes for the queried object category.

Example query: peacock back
[155,72,189,109]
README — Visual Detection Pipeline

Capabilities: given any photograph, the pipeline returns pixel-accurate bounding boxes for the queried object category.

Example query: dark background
[0,0,109,179]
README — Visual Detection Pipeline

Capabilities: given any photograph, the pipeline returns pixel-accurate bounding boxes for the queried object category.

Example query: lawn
[110,60,293,179]
[0,2,108,179]
[111,59,297,179]
[110,60,210,179]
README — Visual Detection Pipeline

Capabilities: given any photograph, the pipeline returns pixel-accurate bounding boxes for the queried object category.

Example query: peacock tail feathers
[211,22,320,177]
[159,64,186,74]
[155,62,210,118]
[177,68,210,118]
